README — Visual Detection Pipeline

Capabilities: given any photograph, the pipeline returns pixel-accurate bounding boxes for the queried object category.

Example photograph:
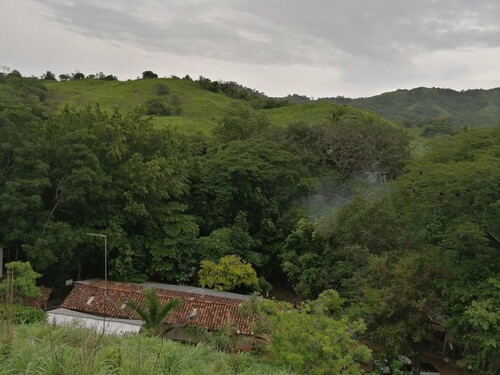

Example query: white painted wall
[47,309,143,336]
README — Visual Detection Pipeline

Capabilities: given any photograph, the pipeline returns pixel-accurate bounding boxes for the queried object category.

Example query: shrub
[144,99,171,116]
[142,70,158,79]
[0,304,46,324]
[155,83,170,96]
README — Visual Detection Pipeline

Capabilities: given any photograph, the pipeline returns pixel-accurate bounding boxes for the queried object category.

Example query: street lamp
[87,233,108,297]
[87,232,108,334]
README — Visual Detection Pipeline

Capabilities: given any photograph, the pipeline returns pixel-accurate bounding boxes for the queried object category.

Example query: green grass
[265,102,336,127]
[0,323,294,375]
[43,78,411,136]
[265,101,390,127]
[44,78,235,135]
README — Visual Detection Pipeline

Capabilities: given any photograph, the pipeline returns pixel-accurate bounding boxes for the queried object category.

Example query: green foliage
[72,72,85,80]
[213,103,269,142]
[0,304,45,324]
[282,219,329,298]
[333,197,416,255]
[0,323,293,375]
[270,121,323,169]
[241,291,371,375]
[198,255,258,292]
[154,83,170,95]
[460,277,500,373]
[125,288,182,336]
[192,138,306,231]
[358,248,447,358]
[41,71,56,81]
[326,86,500,128]
[319,115,411,179]
[197,212,262,266]
[0,105,197,284]
[144,98,171,116]
[0,74,48,110]
[148,213,199,283]
[190,139,310,274]
[142,70,158,79]
[0,262,41,301]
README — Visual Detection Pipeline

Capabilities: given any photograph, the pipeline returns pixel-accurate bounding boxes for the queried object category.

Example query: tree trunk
[412,343,422,375]
[77,258,82,281]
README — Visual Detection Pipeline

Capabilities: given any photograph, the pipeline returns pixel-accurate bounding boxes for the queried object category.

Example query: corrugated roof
[61,280,256,335]
[141,282,252,301]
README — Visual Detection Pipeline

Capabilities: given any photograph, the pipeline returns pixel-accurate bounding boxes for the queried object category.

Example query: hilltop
[315,86,500,132]
[36,76,394,134]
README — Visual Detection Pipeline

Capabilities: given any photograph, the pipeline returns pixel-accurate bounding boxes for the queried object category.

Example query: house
[47,279,257,340]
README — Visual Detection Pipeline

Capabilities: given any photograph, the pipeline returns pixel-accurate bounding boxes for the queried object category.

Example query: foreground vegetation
[0,323,294,375]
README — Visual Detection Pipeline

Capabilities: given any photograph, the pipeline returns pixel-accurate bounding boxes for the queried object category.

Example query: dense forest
[0,70,499,374]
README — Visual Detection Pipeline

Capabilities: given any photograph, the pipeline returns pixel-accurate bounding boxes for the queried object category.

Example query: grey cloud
[239,0,500,59]
[36,0,335,65]
[36,0,500,68]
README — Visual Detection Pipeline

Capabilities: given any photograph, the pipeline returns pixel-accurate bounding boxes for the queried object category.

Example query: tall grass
[0,322,293,375]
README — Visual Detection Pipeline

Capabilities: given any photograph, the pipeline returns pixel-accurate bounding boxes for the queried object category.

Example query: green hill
[3,74,500,136]
[44,78,236,135]
[319,86,500,130]
[38,77,396,136]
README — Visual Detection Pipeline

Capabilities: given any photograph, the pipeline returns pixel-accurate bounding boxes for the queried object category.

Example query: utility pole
[87,233,108,297]
[0,243,5,279]
[87,232,108,334]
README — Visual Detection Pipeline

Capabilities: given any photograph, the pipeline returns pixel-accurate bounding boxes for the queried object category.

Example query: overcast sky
[2,0,500,98]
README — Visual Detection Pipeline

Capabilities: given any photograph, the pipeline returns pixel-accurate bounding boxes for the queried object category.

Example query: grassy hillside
[319,87,500,129]
[266,101,393,128]
[0,323,293,375]
[45,78,235,135]
[43,78,395,135]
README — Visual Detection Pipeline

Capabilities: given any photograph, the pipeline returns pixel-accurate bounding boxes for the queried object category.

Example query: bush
[155,83,170,95]
[41,71,57,81]
[144,99,171,116]
[72,72,85,80]
[142,70,158,79]
[0,304,46,324]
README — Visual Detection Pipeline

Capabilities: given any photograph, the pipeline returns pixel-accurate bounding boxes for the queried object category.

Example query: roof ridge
[77,281,247,308]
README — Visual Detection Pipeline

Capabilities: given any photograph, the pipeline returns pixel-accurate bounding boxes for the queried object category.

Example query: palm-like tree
[125,288,182,336]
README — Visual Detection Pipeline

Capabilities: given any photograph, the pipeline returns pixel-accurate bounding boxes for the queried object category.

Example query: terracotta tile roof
[61,280,256,335]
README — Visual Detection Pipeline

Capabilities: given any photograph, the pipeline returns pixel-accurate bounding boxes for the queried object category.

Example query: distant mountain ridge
[315,87,500,129]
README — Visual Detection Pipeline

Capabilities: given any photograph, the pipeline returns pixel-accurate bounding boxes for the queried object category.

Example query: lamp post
[87,233,108,297]
[87,232,108,334]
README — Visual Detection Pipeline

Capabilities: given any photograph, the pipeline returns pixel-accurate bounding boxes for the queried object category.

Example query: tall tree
[386,128,500,371]
[198,255,258,292]
[1,105,197,284]
[359,248,447,375]
[319,115,410,179]
[190,139,309,272]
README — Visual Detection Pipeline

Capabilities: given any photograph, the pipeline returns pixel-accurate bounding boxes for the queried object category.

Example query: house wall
[47,311,142,336]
